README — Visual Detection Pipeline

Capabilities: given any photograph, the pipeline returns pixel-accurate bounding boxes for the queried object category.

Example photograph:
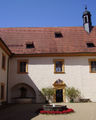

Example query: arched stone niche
[11,83,36,103]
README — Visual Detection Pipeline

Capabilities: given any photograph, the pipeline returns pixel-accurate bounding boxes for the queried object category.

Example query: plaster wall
[8,56,96,103]
[0,47,9,103]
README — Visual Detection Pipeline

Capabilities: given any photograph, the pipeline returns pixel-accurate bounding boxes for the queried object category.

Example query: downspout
[6,57,9,104]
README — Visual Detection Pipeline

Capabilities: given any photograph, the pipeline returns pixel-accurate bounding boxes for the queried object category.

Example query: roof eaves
[0,38,12,56]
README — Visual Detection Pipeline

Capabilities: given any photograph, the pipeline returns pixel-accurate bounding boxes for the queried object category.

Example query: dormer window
[86,43,95,48]
[26,43,35,49]
[55,32,63,38]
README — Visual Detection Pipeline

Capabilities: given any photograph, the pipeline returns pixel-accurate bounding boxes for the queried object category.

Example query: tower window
[26,43,35,48]
[85,16,88,23]
[55,32,63,38]
[86,43,95,48]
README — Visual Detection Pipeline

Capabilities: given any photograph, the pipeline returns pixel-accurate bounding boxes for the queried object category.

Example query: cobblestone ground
[0,103,96,120]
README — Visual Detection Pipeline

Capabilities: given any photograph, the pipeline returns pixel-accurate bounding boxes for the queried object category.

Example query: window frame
[17,59,28,74]
[89,59,96,73]
[53,59,64,74]
[2,53,6,70]
[0,83,5,101]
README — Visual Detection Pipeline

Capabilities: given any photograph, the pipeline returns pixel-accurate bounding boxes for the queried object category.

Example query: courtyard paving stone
[0,103,96,120]
[32,103,96,120]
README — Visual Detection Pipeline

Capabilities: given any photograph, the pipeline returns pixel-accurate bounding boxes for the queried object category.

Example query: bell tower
[82,6,92,33]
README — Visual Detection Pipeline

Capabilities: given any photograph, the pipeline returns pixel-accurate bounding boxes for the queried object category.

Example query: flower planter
[40,105,74,114]
[40,108,74,114]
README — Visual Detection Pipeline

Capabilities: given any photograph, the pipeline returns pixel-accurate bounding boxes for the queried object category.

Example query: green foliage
[66,87,80,102]
[42,87,54,100]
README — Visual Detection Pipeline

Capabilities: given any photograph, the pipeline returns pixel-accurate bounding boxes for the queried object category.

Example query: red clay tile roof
[0,38,12,55]
[0,27,96,54]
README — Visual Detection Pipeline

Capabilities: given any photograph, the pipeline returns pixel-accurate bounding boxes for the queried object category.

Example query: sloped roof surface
[0,27,96,54]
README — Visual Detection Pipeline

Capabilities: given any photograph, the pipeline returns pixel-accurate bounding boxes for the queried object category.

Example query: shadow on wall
[28,57,89,66]
[10,74,46,104]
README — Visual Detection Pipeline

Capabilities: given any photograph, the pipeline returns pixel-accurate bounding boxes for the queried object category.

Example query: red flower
[40,108,74,114]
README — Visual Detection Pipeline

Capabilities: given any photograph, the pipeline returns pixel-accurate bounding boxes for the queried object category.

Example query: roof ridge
[0,26,84,29]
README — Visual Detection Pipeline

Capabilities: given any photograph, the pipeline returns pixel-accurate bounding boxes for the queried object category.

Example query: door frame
[53,80,66,102]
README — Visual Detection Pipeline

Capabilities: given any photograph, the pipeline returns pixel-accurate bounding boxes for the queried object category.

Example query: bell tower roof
[83,6,91,17]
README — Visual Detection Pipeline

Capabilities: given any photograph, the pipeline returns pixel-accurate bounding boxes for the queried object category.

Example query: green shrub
[66,87,80,102]
[42,87,54,102]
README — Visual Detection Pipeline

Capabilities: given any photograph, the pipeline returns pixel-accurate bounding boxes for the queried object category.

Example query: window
[2,53,6,70]
[55,32,63,38]
[86,43,95,48]
[84,16,88,23]
[0,83,5,101]
[89,59,96,73]
[17,60,28,73]
[26,43,35,49]
[54,59,64,73]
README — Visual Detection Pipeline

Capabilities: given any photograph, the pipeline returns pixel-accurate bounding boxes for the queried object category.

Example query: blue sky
[0,0,96,27]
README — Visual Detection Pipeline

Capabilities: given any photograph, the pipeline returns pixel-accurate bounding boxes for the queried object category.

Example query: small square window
[54,59,64,74]
[2,53,6,70]
[17,60,28,74]
[86,43,95,48]
[89,59,96,73]
[26,43,35,48]
[55,32,63,38]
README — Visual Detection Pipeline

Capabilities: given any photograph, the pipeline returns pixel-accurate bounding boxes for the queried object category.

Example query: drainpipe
[6,57,9,104]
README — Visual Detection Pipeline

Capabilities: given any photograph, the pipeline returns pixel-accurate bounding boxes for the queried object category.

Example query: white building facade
[8,56,96,103]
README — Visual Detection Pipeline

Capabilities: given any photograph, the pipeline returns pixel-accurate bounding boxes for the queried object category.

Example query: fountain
[40,104,74,114]
[43,104,68,111]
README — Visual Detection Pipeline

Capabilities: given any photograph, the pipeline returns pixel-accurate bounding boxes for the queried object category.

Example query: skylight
[55,32,63,38]
[86,43,95,48]
[26,43,35,49]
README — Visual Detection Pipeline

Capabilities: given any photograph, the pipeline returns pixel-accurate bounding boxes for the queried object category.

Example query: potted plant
[66,87,80,102]
[42,87,54,103]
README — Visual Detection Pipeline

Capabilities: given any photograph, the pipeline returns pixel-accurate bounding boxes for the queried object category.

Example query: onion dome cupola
[82,6,92,33]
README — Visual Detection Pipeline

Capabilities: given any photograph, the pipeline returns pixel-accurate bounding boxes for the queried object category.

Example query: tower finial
[85,5,87,11]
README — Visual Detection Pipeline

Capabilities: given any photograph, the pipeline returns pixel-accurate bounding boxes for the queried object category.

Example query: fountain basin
[43,105,68,111]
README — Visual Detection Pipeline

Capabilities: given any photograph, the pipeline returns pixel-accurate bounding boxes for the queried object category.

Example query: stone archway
[53,79,66,102]
[11,83,36,103]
